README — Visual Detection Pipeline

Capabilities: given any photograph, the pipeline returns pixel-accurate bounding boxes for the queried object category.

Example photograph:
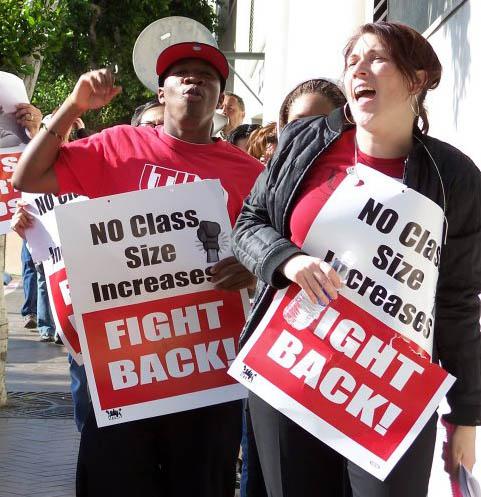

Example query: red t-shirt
[54,125,263,225]
[290,129,405,246]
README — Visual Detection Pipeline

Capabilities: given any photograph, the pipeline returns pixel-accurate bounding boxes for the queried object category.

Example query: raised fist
[197,220,221,263]
[69,69,122,113]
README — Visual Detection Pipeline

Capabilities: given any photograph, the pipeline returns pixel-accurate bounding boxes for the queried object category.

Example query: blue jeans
[21,241,37,317]
[68,354,90,432]
[35,262,55,337]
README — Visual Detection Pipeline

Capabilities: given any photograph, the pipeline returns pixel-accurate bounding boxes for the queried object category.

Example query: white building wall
[232,1,371,124]
[262,0,368,123]
[424,1,481,168]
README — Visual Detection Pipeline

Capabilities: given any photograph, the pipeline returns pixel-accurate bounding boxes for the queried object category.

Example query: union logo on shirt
[139,164,201,190]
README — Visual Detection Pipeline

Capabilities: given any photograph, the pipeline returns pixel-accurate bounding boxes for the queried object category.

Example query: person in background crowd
[236,79,348,497]
[35,255,56,342]
[13,38,263,497]
[12,107,92,430]
[130,99,164,127]
[278,77,346,131]
[246,122,278,164]
[20,238,38,329]
[221,91,246,137]
[7,103,56,341]
[227,123,260,152]
[14,109,88,343]
[232,21,480,497]
[0,103,42,147]
[237,78,349,497]
[15,214,56,343]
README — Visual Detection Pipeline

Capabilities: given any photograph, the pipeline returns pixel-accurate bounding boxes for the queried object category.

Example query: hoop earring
[343,103,355,125]
[410,94,420,117]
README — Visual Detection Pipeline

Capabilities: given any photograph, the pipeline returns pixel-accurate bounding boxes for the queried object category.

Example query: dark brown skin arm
[13,69,121,194]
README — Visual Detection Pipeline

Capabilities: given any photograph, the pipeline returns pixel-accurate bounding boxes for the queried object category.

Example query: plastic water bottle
[283,251,356,330]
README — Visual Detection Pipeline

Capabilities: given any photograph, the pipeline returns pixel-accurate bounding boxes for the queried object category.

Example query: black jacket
[232,108,481,426]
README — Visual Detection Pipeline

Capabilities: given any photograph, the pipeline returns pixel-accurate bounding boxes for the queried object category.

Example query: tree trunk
[0,235,8,406]
[23,54,43,100]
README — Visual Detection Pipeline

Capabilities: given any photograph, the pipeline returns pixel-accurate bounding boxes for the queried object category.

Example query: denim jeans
[21,241,37,317]
[68,354,90,432]
[35,262,55,338]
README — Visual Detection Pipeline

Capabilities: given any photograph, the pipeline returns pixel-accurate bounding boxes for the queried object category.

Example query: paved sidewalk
[0,277,79,497]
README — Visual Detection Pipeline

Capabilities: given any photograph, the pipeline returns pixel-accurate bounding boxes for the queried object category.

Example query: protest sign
[43,254,82,364]
[0,73,30,233]
[229,164,455,480]
[56,180,249,426]
[0,72,29,114]
[20,191,87,362]
[23,191,87,263]
[0,149,24,234]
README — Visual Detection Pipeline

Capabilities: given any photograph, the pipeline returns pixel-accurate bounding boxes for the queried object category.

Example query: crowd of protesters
[3,17,479,497]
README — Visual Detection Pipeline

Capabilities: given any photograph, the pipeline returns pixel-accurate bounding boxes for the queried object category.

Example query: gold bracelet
[40,121,64,142]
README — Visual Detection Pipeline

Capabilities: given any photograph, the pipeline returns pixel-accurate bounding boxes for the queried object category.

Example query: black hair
[227,124,261,145]
[131,99,163,126]
[278,79,346,129]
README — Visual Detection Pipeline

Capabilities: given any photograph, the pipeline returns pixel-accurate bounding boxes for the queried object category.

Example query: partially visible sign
[44,255,82,365]
[23,191,87,263]
[0,149,23,234]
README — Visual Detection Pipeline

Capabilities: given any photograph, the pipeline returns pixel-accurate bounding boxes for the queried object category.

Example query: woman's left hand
[443,424,476,477]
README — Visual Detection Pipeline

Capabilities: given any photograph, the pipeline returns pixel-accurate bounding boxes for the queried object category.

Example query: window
[388,0,465,35]
[374,0,388,22]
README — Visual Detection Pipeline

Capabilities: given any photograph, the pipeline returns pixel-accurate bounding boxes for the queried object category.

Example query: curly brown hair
[246,122,278,163]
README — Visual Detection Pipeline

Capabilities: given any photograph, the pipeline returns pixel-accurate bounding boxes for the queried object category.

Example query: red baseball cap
[156,42,229,89]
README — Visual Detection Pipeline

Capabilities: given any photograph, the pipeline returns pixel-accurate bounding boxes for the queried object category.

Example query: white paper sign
[23,191,87,262]
[303,163,444,357]
[0,72,29,113]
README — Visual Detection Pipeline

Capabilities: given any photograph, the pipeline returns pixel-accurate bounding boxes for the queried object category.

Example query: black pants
[245,401,269,497]
[76,400,242,497]
[249,392,437,497]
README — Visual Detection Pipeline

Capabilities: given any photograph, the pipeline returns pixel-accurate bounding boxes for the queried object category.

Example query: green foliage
[1,0,218,129]
[0,0,67,76]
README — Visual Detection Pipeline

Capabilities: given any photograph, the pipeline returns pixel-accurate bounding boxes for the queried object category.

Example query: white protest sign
[0,72,29,114]
[23,191,87,263]
[303,163,444,357]
[229,165,454,480]
[56,180,249,426]
[19,191,87,362]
